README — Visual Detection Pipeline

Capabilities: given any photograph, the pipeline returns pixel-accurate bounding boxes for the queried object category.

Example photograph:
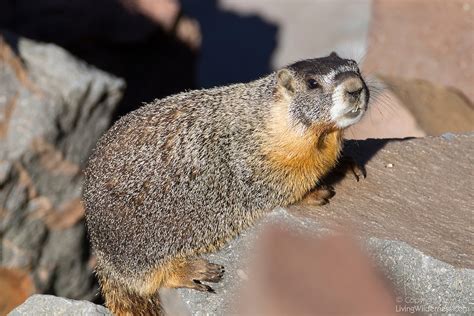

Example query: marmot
[83,52,369,315]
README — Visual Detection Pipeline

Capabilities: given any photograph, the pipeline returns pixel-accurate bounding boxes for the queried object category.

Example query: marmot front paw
[335,155,367,182]
[301,185,336,206]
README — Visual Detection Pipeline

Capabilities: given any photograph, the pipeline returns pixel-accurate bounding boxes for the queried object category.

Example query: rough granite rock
[0,30,124,312]
[8,295,112,316]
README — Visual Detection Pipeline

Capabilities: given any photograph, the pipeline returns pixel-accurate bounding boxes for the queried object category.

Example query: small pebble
[386,163,394,168]
[237,269,248,280]
[441,132,455,141]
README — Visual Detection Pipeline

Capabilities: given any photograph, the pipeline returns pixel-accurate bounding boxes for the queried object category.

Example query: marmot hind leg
[162,257,225,293]
[97,257,224,315]
[99,272,163,316]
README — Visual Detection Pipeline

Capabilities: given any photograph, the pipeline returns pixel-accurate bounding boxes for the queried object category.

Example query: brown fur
[262,98,343,204]
[141,258,194,294]
[99,273,163,316]
[100,257,223,315]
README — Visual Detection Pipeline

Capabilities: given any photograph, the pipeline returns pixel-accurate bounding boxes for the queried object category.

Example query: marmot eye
[307,79,320,89]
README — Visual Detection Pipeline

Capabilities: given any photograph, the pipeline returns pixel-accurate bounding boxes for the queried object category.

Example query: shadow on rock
[322,137,414,187]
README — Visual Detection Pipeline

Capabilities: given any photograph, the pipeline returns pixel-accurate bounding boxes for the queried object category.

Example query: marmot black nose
[346,87,363,102]
[337,73,364,105]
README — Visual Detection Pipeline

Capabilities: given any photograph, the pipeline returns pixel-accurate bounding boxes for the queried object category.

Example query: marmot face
[276,52,369,130]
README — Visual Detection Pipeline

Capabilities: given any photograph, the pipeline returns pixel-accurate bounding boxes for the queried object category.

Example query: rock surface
[171,209,473,315]
[8,295,112,316]
[0,31,124,314]
[363,0,474,102]
[171,134,474,315]
[291,133,474,268]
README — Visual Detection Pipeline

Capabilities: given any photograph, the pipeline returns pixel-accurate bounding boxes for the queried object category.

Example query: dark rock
[0,31,124,313]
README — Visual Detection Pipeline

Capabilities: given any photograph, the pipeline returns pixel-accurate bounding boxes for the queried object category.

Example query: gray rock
[368,238,473,315]
[8,295,112,316]
[0,31,124,302]
[174,208,473,315]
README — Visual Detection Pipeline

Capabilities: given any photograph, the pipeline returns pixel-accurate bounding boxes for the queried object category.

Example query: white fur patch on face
[330,84,364,129]
[321,65,357,84]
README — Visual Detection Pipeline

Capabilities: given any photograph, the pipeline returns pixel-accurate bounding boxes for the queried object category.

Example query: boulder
[0,31,124,314]
[8,295,112,316]
[292,133,473,268]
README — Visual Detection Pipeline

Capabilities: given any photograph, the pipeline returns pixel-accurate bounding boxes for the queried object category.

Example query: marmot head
[276,52,369,130]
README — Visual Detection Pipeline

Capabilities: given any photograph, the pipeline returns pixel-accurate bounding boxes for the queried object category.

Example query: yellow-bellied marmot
[83,52,369,315]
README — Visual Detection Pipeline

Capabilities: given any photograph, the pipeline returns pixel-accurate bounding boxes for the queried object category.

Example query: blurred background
[0,0,473,315]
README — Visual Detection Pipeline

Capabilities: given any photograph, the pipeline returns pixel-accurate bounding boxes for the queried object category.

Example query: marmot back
[83,52,369,315]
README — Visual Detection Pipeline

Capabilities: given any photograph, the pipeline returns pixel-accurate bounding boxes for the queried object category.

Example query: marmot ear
[277,69,295,96]
[330,51,339,58]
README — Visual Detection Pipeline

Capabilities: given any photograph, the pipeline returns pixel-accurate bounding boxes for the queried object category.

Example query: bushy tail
[98,270,163,316]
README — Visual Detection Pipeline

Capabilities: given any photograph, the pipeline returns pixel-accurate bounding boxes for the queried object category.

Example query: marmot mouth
[331,105,365,129]
[344,107,362,119]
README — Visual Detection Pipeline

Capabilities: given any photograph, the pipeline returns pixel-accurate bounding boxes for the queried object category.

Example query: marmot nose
[345,87,363,103]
